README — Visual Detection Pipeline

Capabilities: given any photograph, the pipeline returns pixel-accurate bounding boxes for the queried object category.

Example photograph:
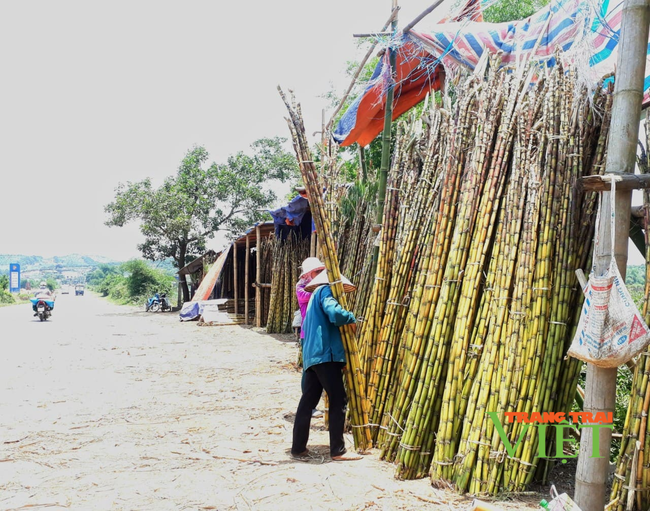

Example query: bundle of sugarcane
[336,179,378,313]
[355,58,613,495]
[358,127,406,382]
[367,100,450,439]
[609,115,650,511]
[258,236,276,327]
[389,61,517,481]
[379,66,486,461]
[279,86,372,451]
[266,234,310,334]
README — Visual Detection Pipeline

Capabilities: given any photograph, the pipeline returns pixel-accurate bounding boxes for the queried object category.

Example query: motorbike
[30,297,54,321]
[145,292,171,312]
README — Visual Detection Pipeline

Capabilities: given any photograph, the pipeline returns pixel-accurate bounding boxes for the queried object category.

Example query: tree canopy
[483,0,549,23]
[105,138,298,301]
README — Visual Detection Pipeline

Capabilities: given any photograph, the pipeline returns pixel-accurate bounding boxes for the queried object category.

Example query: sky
[0,0,645,265]
[0,0,440,262]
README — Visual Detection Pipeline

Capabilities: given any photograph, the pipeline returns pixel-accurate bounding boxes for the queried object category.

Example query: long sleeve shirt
[296,279,311,340]
[301,285,356,371]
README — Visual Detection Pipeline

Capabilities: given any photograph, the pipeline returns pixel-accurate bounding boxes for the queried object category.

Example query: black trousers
[292,362,347,457]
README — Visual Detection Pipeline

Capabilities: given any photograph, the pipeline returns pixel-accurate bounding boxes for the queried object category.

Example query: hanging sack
[568,176,650,368]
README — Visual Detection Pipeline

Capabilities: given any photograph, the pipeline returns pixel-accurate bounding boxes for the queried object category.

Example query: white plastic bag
[540,485,582,511]
[292,309,302,329]
[568,177,650,368]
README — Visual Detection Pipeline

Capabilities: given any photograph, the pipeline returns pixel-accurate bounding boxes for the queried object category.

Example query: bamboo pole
[245,234,250,325]
[373,2,399,271]
[402,0,446,33]
[358,145,368,182]
[575,0,650,508]
[256,224,262,328]
[325,7,400,133]
[233,240,239,315]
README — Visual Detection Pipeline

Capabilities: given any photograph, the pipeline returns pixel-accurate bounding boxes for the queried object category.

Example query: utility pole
[574,0,650,509]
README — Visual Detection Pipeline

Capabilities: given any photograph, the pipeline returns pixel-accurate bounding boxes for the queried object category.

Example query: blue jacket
[302,285,356,371]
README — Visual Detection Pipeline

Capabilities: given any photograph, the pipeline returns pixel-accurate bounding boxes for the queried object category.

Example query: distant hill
[0,254,178,276]
[0,254,119,272]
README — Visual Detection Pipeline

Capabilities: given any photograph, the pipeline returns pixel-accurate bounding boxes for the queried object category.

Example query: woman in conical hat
[291,263,360,461]
[296,257,326,344]
[296,257,326,418]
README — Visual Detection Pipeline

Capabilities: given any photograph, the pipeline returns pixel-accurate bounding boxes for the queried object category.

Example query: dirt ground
[0,293,558,510]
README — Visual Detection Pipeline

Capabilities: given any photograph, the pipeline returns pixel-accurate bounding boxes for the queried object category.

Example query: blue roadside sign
[9,264,20,293]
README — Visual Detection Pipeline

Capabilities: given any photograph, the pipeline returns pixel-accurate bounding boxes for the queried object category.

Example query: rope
[386,413,405,432]
[399,443,422,451]
[621,485,650,492]
[490,451,506,463]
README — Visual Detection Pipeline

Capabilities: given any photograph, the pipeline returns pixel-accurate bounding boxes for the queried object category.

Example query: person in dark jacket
[291,269,361,461]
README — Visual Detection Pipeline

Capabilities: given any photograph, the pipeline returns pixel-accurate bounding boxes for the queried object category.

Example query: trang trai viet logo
[487,411,614,463]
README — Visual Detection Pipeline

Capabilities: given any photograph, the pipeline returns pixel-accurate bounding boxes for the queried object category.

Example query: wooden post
[233,241,238,315]
[255,224,262,328]
[310,231,317,257]
[574,1,650,509]
[359,145,368,182]
[245,234,250,325]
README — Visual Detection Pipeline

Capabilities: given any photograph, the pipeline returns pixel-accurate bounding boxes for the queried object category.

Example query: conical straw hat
[304,269,356,293]
[299,257,325,278]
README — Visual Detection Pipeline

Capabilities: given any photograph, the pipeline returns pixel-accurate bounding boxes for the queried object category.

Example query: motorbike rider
[33,282,53,316]
[34,282,52,298]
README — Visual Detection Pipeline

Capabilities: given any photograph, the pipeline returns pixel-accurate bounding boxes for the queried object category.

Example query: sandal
[331,451,363,461]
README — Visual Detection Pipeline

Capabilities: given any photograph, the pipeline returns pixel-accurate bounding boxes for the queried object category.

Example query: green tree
[0,274,8,291]
[105,139,298,302]
[122,260,166,298]
[45,277,57,292]
[86,264,121,287]
[483,0,549,23]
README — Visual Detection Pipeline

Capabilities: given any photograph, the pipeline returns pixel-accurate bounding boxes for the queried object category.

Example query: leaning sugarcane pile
[266,234,311,334]
[280,86,373,451]
[610,117,650,511]
[350,58,614,494]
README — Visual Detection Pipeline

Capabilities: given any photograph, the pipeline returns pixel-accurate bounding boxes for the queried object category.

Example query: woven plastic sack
[568,177,650,368]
